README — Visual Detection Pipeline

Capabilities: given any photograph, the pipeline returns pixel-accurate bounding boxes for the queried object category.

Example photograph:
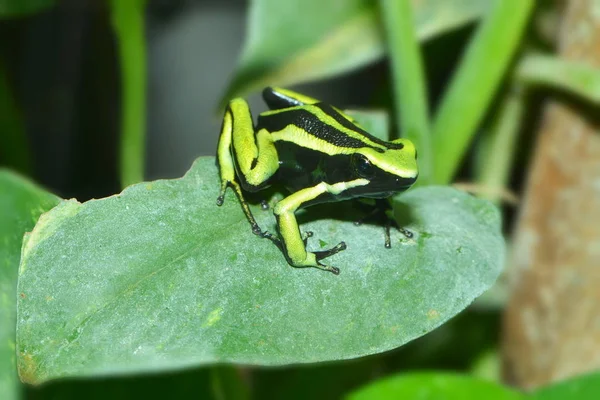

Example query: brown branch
[502,0,600,390]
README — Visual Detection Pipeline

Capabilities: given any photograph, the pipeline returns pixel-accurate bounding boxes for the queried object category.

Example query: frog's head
[348,139,418,198]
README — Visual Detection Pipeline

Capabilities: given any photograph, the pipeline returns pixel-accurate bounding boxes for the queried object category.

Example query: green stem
[475,85,525,204]
[379,0,432,185]
[110,0,147,188]
[432,0,534,185]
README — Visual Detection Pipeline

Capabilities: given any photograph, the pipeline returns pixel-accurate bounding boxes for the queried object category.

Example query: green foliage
[109,0,147,188]
[348,370,600,400]
[531,372,600,400]
[431,0,534,184]
[517,53,600,105]
[0,171,60,400]
[16,158,503,384]
[347,373,524,400]
[0,0,54,17]
[220,0,492,107]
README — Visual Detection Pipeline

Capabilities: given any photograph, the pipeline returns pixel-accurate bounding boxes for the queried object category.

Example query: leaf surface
[17,158,504,383]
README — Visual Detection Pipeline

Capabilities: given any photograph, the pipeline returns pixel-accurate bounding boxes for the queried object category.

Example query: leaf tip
[17,350,41,385]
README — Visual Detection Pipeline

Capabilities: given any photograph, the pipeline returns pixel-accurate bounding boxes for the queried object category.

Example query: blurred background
[3,0,600,398]
[2,0,391,198]
[1,0,472,199]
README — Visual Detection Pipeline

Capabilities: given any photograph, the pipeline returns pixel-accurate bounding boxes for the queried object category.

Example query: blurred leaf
[346,372,524,400]
[432,0,534,184]
[344,108,389,141]
[17,157,504,384]
[109,0,147,188]
[220,0,493,107]
[0,171,59,400]
[470,349,501,383]
[0,0,54,17]
[516,53,600,105]
[532,372,600,400]
[0,63,31,174]
[380,0,432,185]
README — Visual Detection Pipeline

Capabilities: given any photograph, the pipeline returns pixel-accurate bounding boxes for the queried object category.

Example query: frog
[216,87,418,274]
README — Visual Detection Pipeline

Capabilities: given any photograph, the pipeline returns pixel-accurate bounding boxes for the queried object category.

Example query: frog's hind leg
[216,98,279,236]
[273,183,347,274]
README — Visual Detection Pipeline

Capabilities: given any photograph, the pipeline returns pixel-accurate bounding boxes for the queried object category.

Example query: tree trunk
[502,0,600,390]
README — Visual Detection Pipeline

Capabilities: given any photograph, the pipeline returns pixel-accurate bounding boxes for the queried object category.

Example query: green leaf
[532,372,600,400]
[432,0,534,184]
[346,372,524,400]
[220,0,493,107]
[516,53,600,105]
[0,171,59,399]
[17,157,504,384]
[109,0,147,188]
[0,0,54,17]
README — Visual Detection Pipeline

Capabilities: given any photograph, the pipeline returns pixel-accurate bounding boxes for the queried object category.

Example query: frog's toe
[260,200,270,210]
[316,261,340,275]
[398,226,413,238]
[314,241,346,261]
[251,223,264,236]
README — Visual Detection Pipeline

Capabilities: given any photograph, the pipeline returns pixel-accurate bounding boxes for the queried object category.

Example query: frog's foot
[311,241,346,275]
[251,223,265,236]
[216,180,230,206]
[314,241,346,260]
[383,220,413,248]
[256,228,278,242]
[397,226,413,239]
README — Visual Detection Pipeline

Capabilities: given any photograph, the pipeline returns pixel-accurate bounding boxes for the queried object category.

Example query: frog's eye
[352,153,375,179]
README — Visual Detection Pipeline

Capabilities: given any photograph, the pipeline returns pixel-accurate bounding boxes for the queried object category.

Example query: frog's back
[257,103,387,154]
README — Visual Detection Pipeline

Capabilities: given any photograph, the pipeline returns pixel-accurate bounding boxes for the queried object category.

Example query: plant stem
[380,0,432,185]
[110,0,147,188]
[475,85,525,204]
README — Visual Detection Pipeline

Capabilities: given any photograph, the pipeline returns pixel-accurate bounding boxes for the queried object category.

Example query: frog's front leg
[354,199,413,248]
[273,183,350,275]
[216,98,279,236]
